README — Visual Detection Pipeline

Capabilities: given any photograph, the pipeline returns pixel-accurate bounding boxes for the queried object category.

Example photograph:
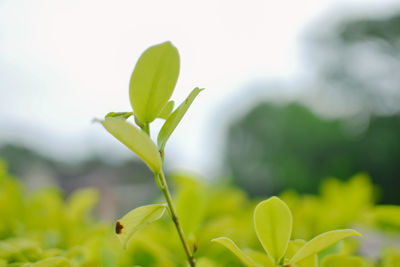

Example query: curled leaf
[116,204,167,249]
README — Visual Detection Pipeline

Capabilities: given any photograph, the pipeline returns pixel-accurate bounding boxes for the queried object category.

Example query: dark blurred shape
[306,11,400,115]
[225,102,400,204]
[0,144,157,219]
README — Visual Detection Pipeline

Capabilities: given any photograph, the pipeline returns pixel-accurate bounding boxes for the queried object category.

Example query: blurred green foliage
[307,12,400,115]
[0,159,399,266]
[225,102,400,204]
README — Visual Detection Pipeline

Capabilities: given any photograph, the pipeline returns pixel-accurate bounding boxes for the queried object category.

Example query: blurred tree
[225,102,400,204]
[305,12,400,115]
[224,11,400,204]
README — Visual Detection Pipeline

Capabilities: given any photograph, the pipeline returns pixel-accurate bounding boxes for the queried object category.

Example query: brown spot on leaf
[116,221,124,234]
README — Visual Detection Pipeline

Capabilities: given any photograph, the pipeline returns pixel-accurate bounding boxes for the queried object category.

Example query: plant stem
[142,122,150,135]
[156,171,195,266]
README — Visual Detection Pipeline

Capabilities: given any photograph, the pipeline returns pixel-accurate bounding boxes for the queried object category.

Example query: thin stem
[156,171,195,266]
[142,122,150,135]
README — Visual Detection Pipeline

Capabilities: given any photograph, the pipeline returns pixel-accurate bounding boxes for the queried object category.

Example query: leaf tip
[351,229,363,238]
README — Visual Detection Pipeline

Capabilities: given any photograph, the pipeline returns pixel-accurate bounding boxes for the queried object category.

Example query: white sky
[1,0,399,175]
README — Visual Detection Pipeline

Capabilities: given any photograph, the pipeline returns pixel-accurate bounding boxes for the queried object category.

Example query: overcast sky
[1,0,399,175]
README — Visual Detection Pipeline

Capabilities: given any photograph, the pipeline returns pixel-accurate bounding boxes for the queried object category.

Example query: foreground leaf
[129,41,180,123]
[289,229,362,264]
[157,88,203,151]
[285,239,306,259]
[116,204,167,249]
[32,257,71,267]
[211,237,257,267]
[253,196,292,264]
[196,258,218,267]
[297,255,318,267]
[245,250,274,267]
[101,117,162,173]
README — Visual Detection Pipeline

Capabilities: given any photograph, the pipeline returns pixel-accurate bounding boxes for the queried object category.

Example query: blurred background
[1,0,400,219]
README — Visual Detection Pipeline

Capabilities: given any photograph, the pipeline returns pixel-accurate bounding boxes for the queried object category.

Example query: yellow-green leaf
[321,255,365,267]
[116,204,167,249]
[297,255,318,267]
[289,229,362,264]
[196,258,218,267]
[130,41,180,123]
[253,196,292,264]
[32,257,71,267]
[157,87,203,151]
[101,117,162,173]
[105,112,133,119]
[158,101,174,119]
[211,237,257,267]
[285,239,306,259]
[245,250,274,267]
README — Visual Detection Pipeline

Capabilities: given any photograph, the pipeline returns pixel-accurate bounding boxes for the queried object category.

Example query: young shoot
[99,41,202,267]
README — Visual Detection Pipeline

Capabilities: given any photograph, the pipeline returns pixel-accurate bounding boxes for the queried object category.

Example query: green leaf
[297,255,318,267]
[158,101,174,119]
[32,257,71,267]
[157,88,203,151]
[116,204,167,249]
[211,237,257,267]
[285,239,306,259]
[321,255,365,267]
[101,117,162,173]
[105,112,133,119]
[289,229,362,264]
[130,41,180,123]
[253,196,292,264]
[196,258,218,267]
[245,250,274,267]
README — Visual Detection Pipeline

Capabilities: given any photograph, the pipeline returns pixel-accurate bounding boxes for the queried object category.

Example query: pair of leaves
[129,41,202,129]
[212,196,361,267]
